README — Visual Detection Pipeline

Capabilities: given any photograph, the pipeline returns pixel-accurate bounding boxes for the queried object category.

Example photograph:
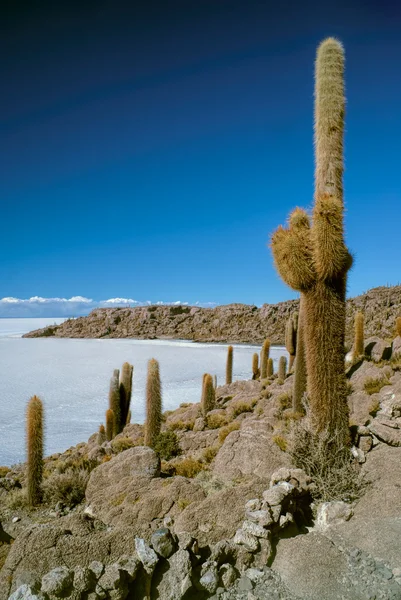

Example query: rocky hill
[23,285,401,346]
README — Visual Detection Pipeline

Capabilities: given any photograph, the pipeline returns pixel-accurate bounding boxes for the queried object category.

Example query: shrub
[276,392,292,412]
[153,431,181,460]
[272,435,287,452]
[368,399,381,417]
[201,445,220,463]
[6,489,28,510]
[228,399,257,420]
[42,469,90,506]
[177,498,191,510]
[0,467,10,478]
[168,419,194,431]
[111,436,134,453]
[207,413,227,429]
[173,457,205,478]
[218,421,240,444]
[364,376,389,395]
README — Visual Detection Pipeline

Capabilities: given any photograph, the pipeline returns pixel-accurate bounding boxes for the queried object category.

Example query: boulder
[213,419,289,482]
[392,336,401,358]
[368,420,401,446]
[87,446,160,484]
[315,501,353,530]
[364,337,392,362]
[150,528,176,559]
[41,566,74,596]
[7,586,45,600]
[349,361,387,391]
[152,549,193,599]
[348,390,374,426]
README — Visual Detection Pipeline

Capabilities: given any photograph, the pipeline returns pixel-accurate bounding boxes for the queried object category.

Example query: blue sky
[1,0,400,317]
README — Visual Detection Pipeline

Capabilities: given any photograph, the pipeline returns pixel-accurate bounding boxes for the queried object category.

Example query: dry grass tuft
[218,421,240,444]
[172,457,205,478]
[168,420,195,431]
[364,376,390,395]
[207,413,227,429]
[42,469,90,506]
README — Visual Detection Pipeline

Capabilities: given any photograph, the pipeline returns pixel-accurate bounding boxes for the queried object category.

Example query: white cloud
[0,296,217,318]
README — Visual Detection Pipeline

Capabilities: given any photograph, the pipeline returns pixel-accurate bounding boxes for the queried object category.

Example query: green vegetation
[153,431,181,460]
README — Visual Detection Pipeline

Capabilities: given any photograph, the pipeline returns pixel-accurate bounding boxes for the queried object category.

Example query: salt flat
[0,318,287,466]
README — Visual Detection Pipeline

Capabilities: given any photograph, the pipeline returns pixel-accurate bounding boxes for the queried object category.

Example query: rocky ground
[22,285,401,346]
[2,334,401,599]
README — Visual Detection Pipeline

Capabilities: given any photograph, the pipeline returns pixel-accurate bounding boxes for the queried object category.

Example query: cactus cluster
[270,38,351,444]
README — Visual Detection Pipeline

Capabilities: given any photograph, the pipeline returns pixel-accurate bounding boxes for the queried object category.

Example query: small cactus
[105,409,114,442]
[260,339,271,379]
[144,359,162,448]
[267,357,274,377]
[226,346,233,384]
[202,374,215,415]
[278,356,287,381]
[252,353,260,380]
[26,395,44,506]
[354,312,364,358]
[213,375,217,389]
[109,369,121,437]
[285,312,298,371]
[127,409,132,424]
[119,362,134,426]
[97,424,106,445]
[396,316,401,337]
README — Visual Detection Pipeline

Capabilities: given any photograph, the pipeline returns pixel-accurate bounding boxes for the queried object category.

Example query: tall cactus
[202,373,215,416]
[252,353,260,380]
[267,357,274,377]
[144,358,162,448]
[396,316,401,338]
[119,362,134,426]
[26,395,44,506]
[226,346,233,384]
[285,313,298,371]
[278,355,287,381]
[293,300,307,413]
[354,312,364,358]
[260,339,271,379]
[271,38,351,445]
[98,424,106,445]
[105,409,114,442]
[109,369,121,438]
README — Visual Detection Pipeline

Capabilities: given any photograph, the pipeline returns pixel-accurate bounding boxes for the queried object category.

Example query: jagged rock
[134,538,158,575]
[351,446,366,463]
[241,520,269,539]
[219,563,237,588]
[151,528,176,558]
[358,435,373,453]
[262,482,294,506]
[89,561,104,580]
[41,566,74,596]
[368,420,401,446]
[348,390,374,426]
[237,575,253,591]
[244,568,265,583]
[176,532,194,550]
[213,419,289,482]
[7,586,45,600]
[279,512,295,529]
[244,499,261,512]
[349,362,386,391]
[315,501,353,530]
[365,337,392,362]
[97,564,128,597]
[233,529,259,553]
[199,561,219,594]
[244,509,273,528]
[193,417,206,432]
[73,566,96,592]
[116,556,140,580]
[154,549,193,600]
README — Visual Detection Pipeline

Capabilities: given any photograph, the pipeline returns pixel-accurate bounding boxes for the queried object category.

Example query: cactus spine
[252,353,260,380]
[271,38,351,444]
[285,313,298,371]
[119,362,133,426]
[354,312,364,358]
[278,356,287,381]
[202,373,215,416]
[97,424,106,445]
[267,357,274,377]
[293,300,307,413]
[226,346,233,384]
[144,358,162,448]
[26,395,44,506]
[396,316,401,338]
[105,409,114,441]
[260,339,271,379]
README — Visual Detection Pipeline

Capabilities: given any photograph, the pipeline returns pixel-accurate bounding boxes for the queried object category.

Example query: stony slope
[23,285,401,345]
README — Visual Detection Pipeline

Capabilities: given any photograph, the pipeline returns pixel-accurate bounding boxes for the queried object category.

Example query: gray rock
[219,563,237,589]
[279,512,294,529]
[262,482,294,506]
[365,337,392,362]
[244,568,264,583]
[89,561,104,580]
[73,567,96,593]
[199,561,219,594]
[8,586,45,600]
[358,435,373,453]
[241,520,269,539]
[116,555,140,580]
[193,417,206,432]
[244,509,273,528]
[176,531,194,550]
[233,529,259,553]
[237,575,253,591]
[41,567,74,596]
[134,538,159,574]
[315,501,353,530]
[392,336,401,359]
[244,499,262,512]
[351,446,366,463]
[156,549,193,600]
[151,528,176,558]
[369,420,401,446]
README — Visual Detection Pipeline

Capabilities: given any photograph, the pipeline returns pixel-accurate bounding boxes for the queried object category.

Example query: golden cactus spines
[105,409,114,442]
[252,353,260,380]
[144,358,162,448]
[202,373,215,416]
[278,356,287,381]
[285,313,298,371]
[119,362,134,426]
[260,339,271,379]
[26,395,44,506]
[109,369,121,438]
[354,312,364,358]
[396,316,401,338]
[270,38,351,445]
[97,424,106,445]
[226,346,233,385]
[267,357,274,377]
